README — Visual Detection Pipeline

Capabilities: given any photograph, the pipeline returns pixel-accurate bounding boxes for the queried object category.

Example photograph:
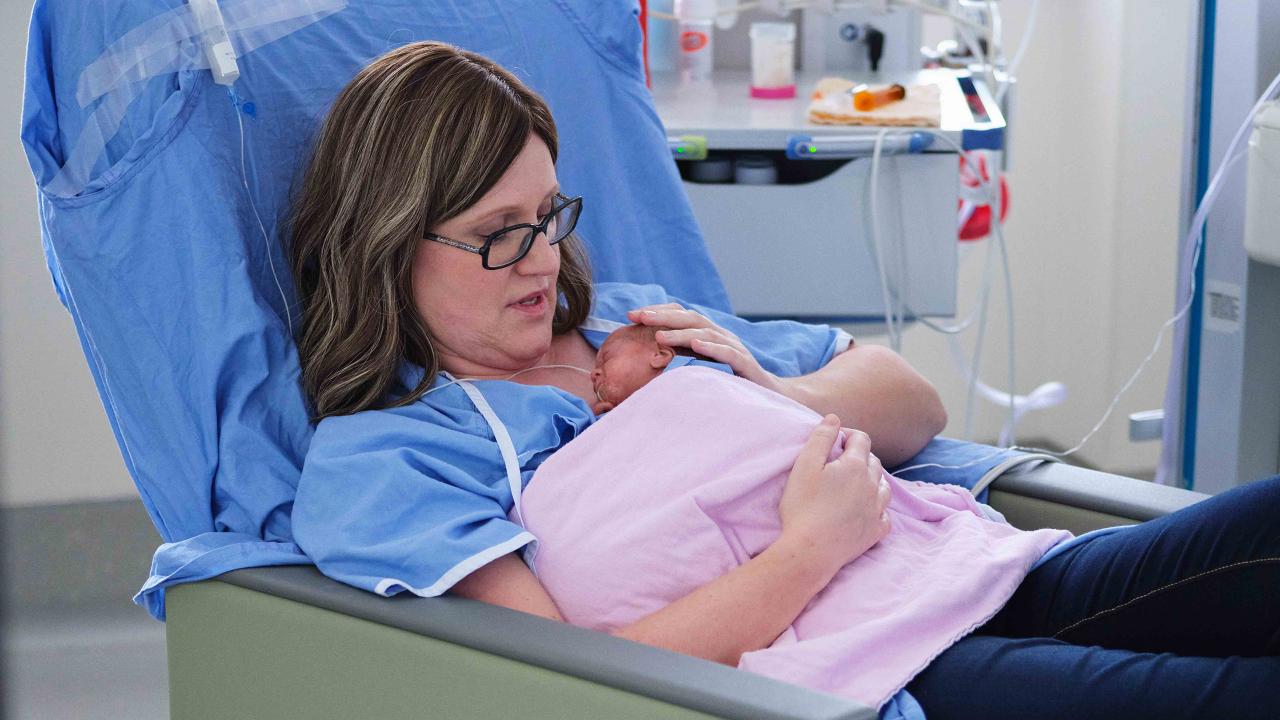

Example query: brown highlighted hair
[289,42,593,420]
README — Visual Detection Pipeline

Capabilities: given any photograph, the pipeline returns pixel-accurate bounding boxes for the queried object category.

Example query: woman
[289,42,1279,719]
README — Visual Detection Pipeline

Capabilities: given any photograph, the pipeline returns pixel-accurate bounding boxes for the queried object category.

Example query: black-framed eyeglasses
[424,194,583,270]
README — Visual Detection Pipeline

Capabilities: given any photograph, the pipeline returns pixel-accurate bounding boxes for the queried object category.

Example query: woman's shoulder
[305,363,590,466]
[308,382,486,462]
[590,281,673,322]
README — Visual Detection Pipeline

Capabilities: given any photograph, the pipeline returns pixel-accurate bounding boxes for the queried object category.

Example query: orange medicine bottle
[853,84,906,111]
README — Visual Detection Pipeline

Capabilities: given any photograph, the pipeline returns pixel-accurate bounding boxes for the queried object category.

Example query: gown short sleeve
[292,393,536,598]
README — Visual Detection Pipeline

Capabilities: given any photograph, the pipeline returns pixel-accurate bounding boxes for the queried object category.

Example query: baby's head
[590,324,704,413]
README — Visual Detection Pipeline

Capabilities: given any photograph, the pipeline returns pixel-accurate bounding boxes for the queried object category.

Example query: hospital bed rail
[165,462,1206,720]
[987,460,1207,534]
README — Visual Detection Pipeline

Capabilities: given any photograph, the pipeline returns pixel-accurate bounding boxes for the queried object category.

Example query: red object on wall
[639,0,651,87]
[958,153,1010,241]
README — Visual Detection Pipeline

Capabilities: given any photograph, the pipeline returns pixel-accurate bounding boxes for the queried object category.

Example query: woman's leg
[982,474,1280,656]
[906,635,1280,720]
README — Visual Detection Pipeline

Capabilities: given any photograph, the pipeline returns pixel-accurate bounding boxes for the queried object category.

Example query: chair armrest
[218,566,874,720]
[989,461,1207,524]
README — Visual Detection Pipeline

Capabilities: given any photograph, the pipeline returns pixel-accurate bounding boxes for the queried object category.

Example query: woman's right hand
[778,414,892,578]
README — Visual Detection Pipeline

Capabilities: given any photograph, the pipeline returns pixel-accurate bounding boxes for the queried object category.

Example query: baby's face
[590,327,674,412]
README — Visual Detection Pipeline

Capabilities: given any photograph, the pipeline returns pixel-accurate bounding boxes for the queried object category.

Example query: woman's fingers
[839,427,871,466]
[655,326,732,347]
[626,304,685,322]
[628,306,779,392]
[794,415,841,478]
[684,339,740,365]
[627,305,712,329]
[631,303,683,311]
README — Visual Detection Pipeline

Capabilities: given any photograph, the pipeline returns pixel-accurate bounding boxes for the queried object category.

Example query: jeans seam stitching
[1050,556,1280,640]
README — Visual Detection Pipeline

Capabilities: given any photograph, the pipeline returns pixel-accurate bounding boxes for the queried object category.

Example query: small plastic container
[675,0,716,85]
[749,22,796,99]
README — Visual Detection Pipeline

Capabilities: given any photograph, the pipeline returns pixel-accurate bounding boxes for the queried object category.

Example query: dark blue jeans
[906,475,1280,720]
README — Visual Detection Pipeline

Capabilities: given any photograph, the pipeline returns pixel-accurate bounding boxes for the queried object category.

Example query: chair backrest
[21,0,729,545]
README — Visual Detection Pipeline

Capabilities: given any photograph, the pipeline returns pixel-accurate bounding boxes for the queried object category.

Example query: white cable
[659,3,1275,473]
[997,0,1039,104]
[946,333,1065,447]
[899,69,1280,474]
[230,87,294,340]
[868,128,1016,441]
[963,225,993,439]
[867,128,902,351]
[955,22,994,92]
[890,0,990,35]
[991,150,1015,444]
[986,0,1002,64]
[917,133,1016,443]
[913,241,989,335]
[890,146,912,347]
[985,0,1001,89]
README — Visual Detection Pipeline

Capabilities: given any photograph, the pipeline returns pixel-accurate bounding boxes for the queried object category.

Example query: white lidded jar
[749,22,796,99]
[675,0,716,85]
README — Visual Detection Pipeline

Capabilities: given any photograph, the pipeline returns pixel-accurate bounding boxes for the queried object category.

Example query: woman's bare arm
[451,553,567,621]
[624,307,945,467]
[776,344,946,467]
[452,534,840,666]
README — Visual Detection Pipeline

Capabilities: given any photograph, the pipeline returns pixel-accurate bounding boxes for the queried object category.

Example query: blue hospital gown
[292,281,851,597]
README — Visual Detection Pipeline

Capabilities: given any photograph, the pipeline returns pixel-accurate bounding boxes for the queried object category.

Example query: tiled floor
[3,602,168,720]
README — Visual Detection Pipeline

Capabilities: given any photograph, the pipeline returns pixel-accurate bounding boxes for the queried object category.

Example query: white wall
[849,0,1195,478]
[1,0,139,507]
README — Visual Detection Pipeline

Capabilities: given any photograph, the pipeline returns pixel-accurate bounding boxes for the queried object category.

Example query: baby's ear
[649,345,675,369]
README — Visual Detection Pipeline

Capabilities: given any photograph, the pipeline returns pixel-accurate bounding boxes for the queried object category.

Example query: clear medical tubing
[48,0,346,197]
[1156,67,1280,484]
[866,128,1022,446]
[899,68,1280,477]
[997,0,1040,104]
[229,87,293,338]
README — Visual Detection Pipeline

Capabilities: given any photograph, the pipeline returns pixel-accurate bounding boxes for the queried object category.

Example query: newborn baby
[523,365,1072,709]
[589,324,718,414]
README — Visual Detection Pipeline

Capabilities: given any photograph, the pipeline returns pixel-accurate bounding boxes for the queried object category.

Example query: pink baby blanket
[520,367,1071,708]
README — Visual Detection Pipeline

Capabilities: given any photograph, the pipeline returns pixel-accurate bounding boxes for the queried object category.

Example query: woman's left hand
[627,304,781,393]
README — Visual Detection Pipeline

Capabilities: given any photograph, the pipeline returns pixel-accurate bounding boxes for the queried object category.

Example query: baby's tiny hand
[591,400,615,415]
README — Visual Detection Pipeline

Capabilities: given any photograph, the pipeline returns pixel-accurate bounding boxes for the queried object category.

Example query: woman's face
[413,135,562,375]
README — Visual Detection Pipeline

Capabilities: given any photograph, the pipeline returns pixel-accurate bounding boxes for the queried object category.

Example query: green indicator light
[676,147,684,154]
[808,145,816,153]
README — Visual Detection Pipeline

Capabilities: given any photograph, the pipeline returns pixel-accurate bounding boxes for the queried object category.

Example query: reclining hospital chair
[20,1,1206,718]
